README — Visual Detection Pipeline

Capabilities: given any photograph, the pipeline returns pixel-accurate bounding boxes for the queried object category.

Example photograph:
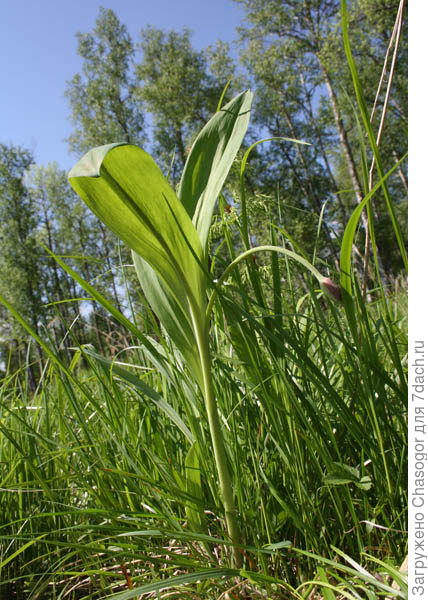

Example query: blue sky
[1,0,244,170]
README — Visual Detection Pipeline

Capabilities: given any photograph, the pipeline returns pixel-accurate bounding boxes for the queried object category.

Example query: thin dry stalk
[362,0,405,297]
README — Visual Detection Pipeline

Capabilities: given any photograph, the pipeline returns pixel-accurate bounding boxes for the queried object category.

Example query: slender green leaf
[81,346,194,443]
[341,0,407,271]
[178,90,253,252]
[0,534,47,569]
[185,442,206,530]
[110,568,239,599]
[339,154,407,337]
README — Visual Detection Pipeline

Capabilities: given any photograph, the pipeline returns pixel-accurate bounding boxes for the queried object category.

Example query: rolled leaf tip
[68,142,128,179]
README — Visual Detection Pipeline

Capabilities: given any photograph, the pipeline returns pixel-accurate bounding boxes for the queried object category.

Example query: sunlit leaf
[69,143,206,317]
[178,90,253,253]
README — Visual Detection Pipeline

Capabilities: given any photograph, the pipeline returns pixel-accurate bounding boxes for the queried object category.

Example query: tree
[234,4,342,261]
[65,7,145,156]
[27,162,135,353]
[234,0,407,275]
[135,27,236,180]
[0,144,43,380]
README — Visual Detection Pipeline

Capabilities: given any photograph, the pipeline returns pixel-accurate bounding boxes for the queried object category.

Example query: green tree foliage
[234,0,407,272]
[0,144,42,376]
[65,7,145,156]
[0,3,407,373]
[25,163,89,352]
[135,27,236,180]
[26,163,134,354]
[232,0,348,261]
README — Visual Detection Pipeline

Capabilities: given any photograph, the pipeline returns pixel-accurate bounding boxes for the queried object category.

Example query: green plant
[67,89,337,570]
[0,5,407,591]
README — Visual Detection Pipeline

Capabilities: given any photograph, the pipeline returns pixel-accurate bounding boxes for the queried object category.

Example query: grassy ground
[0,259,407,598]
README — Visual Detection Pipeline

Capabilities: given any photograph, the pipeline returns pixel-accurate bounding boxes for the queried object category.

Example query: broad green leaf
[133,251,203,389]
[356,475,373,491]
[323,474,355,486]
[69,143,206,317]
[263,541,292,551]
[323,463,371,490]
[178,90,253,253]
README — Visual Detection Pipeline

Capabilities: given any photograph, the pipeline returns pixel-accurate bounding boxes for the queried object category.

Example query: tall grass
[0,269,407,598]
[0,264,407,598]
[0,3,407,597]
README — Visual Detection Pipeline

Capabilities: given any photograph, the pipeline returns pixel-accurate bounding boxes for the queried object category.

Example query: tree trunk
[318,62,364,204]
[299,70,348,225]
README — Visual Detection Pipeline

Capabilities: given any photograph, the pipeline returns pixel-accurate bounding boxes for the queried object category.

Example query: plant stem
[193,313,242,568]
